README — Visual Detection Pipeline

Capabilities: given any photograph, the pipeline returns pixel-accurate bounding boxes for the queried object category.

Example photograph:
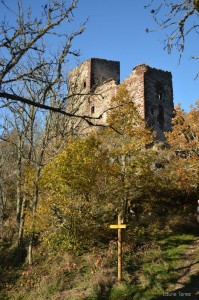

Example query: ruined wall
[66,60,91,134]
[90,58,120,89]
[67,58,119,133]
[68,60,91,95]
[89,79,117,125]
[144,67,174,139]
[67,58,174,138]
[123,64,147,119]
[68,58,120,96]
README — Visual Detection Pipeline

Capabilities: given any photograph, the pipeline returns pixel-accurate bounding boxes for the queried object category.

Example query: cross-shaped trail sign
[110,213,126,282]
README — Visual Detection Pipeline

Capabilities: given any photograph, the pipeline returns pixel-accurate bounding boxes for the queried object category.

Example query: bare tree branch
[0,0,91,119]
[145,0,198,63]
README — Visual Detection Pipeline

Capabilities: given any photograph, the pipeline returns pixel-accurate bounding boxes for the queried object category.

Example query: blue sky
[70,0,199,111]
[1,0,199,111]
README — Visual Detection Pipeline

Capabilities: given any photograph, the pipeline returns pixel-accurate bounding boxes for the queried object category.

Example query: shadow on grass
[0,243,27,297]
[95,281,134,300]
[153,272,199,300]
[123,230,199,300]
[173,261,198,273]
[96,284,113,300]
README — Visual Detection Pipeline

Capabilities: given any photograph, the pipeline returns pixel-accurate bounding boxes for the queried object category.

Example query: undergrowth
[1,207,199,300]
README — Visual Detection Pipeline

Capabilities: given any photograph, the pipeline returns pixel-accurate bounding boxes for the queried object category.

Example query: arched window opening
[157,105,164,129]
[158,92,163,101]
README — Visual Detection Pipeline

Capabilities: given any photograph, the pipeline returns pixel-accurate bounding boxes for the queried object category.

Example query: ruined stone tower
[68,58,174,139]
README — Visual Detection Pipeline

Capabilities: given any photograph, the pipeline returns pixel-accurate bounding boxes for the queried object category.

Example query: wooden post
[118,213,122,282]
[110,213,126,283]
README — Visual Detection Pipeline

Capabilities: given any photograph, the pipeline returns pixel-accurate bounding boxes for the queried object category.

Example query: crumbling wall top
[132,64,172,76]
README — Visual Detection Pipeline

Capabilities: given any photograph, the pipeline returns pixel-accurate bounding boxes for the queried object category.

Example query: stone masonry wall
[67,59,120,133]
[67,58,174,138]
[89,79,117,125]
[144,67,174,139]
[90,58,120,89]
[68,60,91,95]
[123,64,147,119]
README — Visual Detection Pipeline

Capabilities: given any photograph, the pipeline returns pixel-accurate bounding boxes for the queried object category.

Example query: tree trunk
[0,186,4,239]
[28,181,39,265]
[16,137,25,262]
[28,234,34,265]
[0,155,4,238]
[121,154,129,223]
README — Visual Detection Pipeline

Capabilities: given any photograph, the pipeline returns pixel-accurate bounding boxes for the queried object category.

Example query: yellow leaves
[104,85,155,152]
[167,103,199,151]
[26,91,199,253]
[33,194,70,232]
[39,135,109,215]
[165,102,199,194]
[97,87,156,188]
[107,85,141,134]
[21,163,37,202]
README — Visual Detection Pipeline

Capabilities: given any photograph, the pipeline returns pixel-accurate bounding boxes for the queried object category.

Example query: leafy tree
[166,102,199,195]
[99,86,157,219]
[145,0,199,197]
[24,87,199,255]
[29,87,157,251]
[30,136,111,251]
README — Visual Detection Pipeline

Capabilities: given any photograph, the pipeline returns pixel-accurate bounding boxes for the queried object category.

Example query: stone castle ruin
[68,58,174,139]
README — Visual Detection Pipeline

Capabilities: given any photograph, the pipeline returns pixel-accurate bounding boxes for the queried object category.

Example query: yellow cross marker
[110,224,126,229]
[109,213,127,282]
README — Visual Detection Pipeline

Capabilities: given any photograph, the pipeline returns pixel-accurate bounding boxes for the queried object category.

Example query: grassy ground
[131,233,199,300]
[1,211,199,299]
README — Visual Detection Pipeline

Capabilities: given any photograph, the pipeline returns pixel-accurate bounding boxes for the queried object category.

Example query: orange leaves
[167,104,199,152]
[166,102,199,194]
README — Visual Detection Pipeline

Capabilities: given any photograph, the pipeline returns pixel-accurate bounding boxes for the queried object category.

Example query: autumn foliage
[20,87,199,254]
[1,87,198,260]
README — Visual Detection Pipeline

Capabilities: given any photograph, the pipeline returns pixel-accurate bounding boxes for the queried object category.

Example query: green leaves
[27,87,199,254]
